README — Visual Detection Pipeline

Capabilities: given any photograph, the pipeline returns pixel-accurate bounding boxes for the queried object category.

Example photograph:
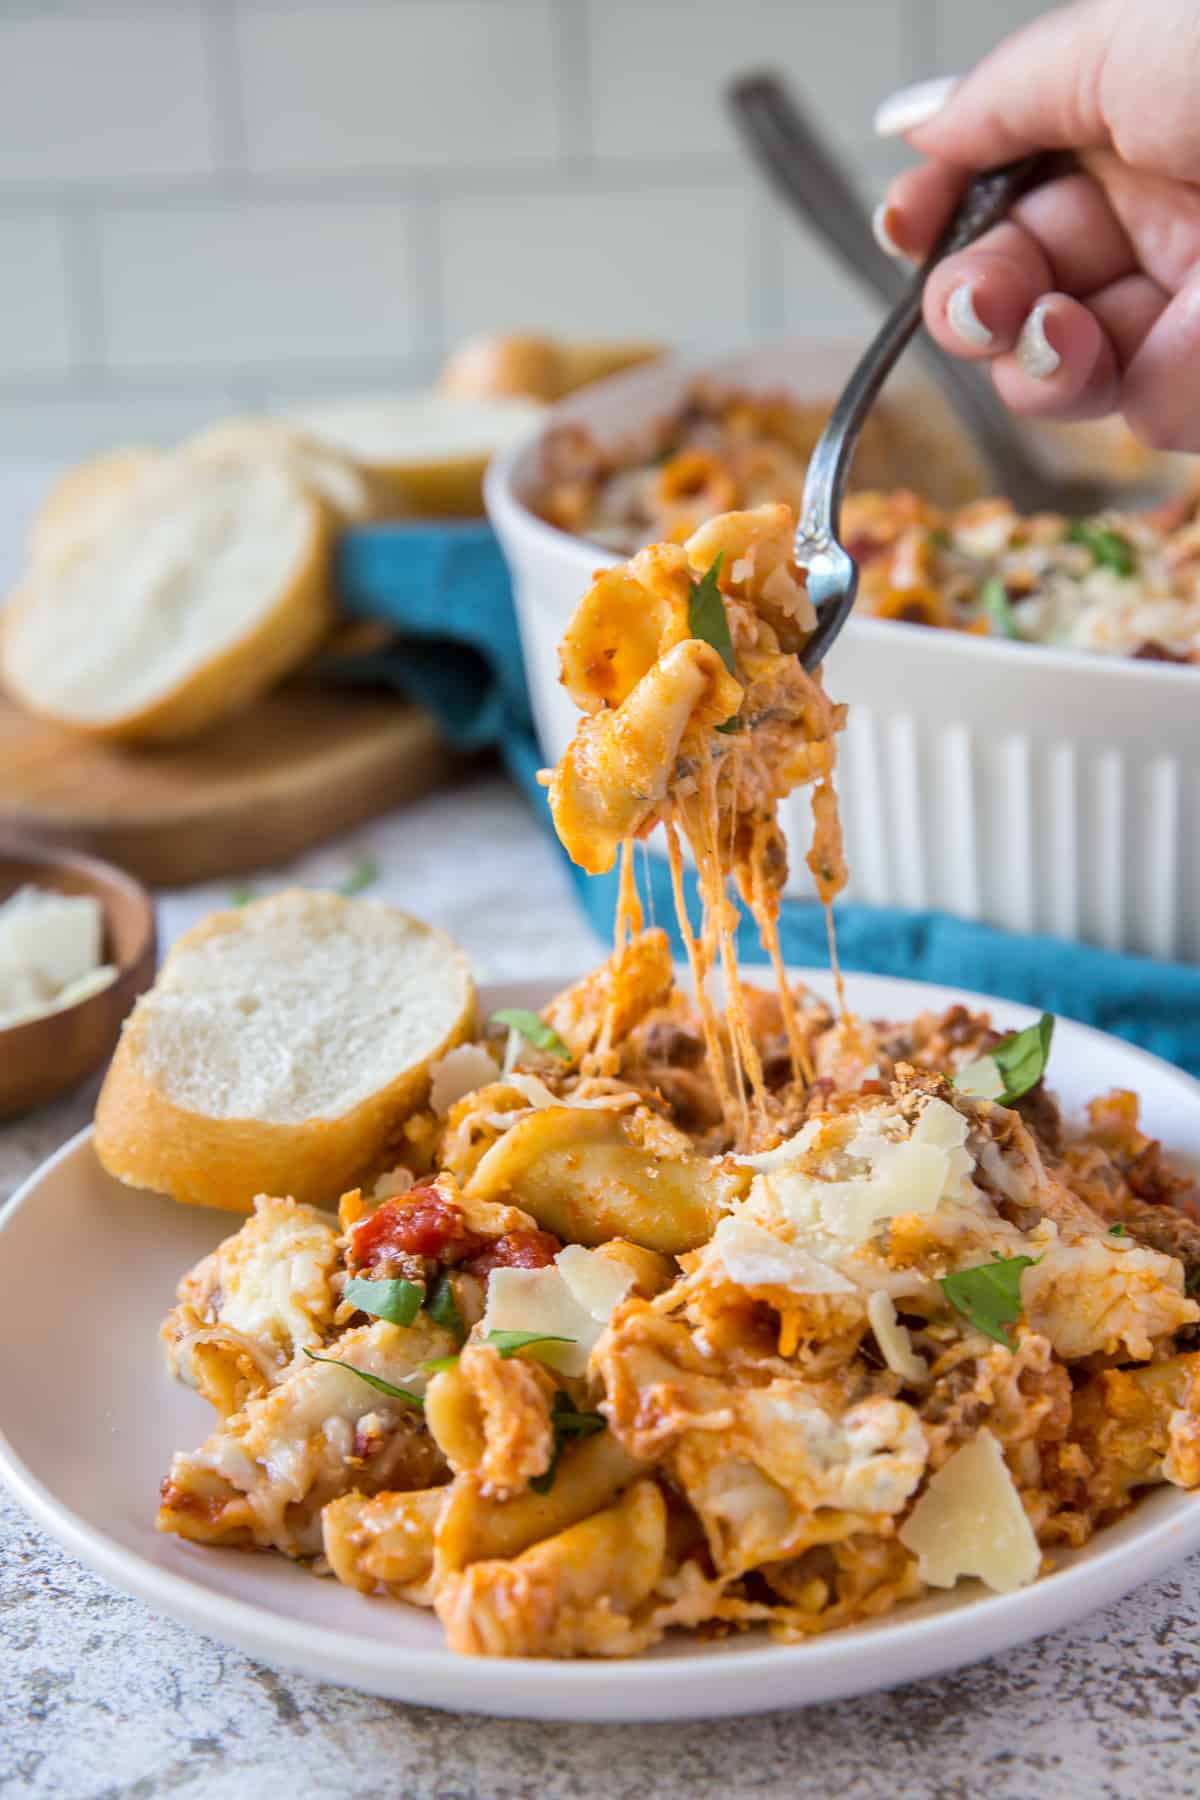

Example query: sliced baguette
[183,416,379,525]
[439,332,664,403]
[94,890,475,1213]
[1,455,335,744]
[288,391,544,517]
[30,446,160,566]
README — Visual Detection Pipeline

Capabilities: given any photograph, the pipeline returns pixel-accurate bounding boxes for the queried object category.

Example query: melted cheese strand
[746,842,814,1086]
[807,775,849,1018]
[694,752,769,1139]
[663,818,736,1125]
[593,841,650,1074]
[615,838,644,946]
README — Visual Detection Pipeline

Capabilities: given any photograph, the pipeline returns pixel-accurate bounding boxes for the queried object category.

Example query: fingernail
[1016,299,1062,378]
[874,75,958,137]
[946,282,994,349]
[872,202,908,260]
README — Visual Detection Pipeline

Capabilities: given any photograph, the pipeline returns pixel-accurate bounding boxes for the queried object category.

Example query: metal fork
[729,73,1153,522]
[795,154,1055,672]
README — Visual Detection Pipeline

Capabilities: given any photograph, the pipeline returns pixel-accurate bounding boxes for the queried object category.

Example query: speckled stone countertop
[3,774,1200,1800]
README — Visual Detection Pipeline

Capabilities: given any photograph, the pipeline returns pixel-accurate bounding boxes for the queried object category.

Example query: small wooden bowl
[0,837,156,1118]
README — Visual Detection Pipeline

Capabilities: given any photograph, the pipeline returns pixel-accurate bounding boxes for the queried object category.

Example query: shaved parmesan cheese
[899,1428,1040,1593]
[913,1096,970,1150]
[429,1043,498,1115]
[372,1166,415,1200]
[504,1073,639,1115]
[506,1070,558,1109]
[955,1055,1006,1101]
[763,1098,977,1248]
[713,1215,854,1294]
[734,1120,821,1172]
[0,884,113,1029]
[0,885,102,990]
[556,1243,635,1320]
[867,1290,928,1384]
[482,1267,595,1376]
[482,1244,636,1377]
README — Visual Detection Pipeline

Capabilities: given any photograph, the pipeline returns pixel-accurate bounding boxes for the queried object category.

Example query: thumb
[876,1,1111,167]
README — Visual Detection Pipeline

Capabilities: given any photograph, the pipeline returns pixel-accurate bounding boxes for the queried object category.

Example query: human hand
[873,0,1200,449]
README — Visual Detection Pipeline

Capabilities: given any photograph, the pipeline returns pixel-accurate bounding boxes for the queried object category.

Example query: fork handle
[799,153,1054,545]
[728,76,1070,514]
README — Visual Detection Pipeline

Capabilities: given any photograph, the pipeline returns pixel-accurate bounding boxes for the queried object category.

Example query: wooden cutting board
[0,683,460,887]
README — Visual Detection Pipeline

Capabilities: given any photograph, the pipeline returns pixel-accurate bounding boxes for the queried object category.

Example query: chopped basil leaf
[1109,1222,1127,1237]
[343,1275,424,1328]
[490,1008,571,1061]
[955,1014,1054,1106]
[302,1347,424,1407]
[530,1392,606,1494]
[716,715,743,735]
[980,577,1022,640]
[426,1270,467,1347]
[687,552,737,678]
[1066,521,1136,576]
[485,1330,576,1360]
[1186,1266,1200,1298]
[227,883,255,907]
[929,527,953,550]
[420,1354,461,1374]
[939,1254,1041,1349]
[338,853,380,898]
[990,1012,1055,1102]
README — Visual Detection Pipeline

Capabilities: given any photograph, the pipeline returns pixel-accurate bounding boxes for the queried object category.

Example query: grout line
[0,154,753,214]
[552,0,592,167]
[749,188,784,340]
[0,0,502,13]
[907,0,939,78]
[58,200,106,381]
[408,190,447,362]
[0,353,443,407]
[205,0,252,186]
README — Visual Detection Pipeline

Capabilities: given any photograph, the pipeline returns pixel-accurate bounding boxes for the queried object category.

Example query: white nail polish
[946,282,994,349]
[1016,299,1061,378]
[874,75,958,138]
[872,202,906,259]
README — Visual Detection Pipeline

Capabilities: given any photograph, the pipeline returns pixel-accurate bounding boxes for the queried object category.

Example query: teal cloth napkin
[334,522,1200,1073]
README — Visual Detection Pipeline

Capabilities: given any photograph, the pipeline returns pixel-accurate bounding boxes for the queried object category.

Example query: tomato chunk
[350,1189,474,1270]
[464,1228,561,1277]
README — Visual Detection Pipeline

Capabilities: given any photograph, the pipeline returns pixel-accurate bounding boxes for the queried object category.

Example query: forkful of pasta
[544,156,1058,1148]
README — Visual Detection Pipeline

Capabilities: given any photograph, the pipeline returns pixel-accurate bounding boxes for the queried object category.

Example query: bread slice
[30,446,160,566]
[439,332,664,403]
[183,417,379,525]
[1,456,334,744]
[94,890,475,1213]
[288,391,544,516]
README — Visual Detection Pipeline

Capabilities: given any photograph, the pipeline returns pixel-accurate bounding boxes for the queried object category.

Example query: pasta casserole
[156,506,1200,1658]
[534,380,1200,664]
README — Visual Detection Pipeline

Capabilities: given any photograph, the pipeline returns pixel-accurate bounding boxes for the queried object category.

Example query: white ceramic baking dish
[486,340,1200,962]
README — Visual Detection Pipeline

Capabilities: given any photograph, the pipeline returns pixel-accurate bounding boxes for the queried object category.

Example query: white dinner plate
[3,972,1200,1722]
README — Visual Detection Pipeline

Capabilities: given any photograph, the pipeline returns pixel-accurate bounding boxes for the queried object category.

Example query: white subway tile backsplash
[439,179,756,346]
[0,14,219,187]
[95,199,423,372]
[0,216,74,381]
[237,2,561,175]
[932,0,1057,70]
[585,0,910,160]
[0,0,1046,462]
[775,220,884,340]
